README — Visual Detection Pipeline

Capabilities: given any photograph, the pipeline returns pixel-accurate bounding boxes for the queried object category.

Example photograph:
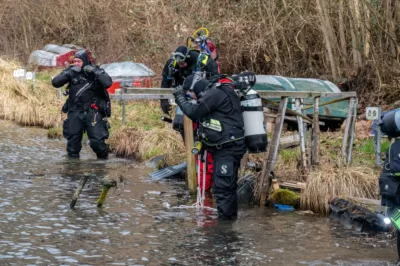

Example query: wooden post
[70,174,90,209]
[342,98,355,164]
[295,98,308,178]
[259,97,288,206]
[183,115,197,195]
[239,151,249,178]
[122,88,126,125]
[311,97,320,166]
[347,97,357,165]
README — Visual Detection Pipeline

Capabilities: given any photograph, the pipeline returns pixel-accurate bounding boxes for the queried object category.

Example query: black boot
[96,150,108,160]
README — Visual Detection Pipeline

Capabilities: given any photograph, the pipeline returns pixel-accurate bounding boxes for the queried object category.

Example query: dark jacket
[52,65,112,104]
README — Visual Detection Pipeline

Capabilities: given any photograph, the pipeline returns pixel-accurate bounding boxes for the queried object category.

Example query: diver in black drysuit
[172,73,247,219]
[52,50,112,159]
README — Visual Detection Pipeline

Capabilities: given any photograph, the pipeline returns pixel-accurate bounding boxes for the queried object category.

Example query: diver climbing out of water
[52,50,112,159]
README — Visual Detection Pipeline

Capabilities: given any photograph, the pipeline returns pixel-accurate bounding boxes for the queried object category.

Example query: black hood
[183,73,210,98]
[74,50,90,66]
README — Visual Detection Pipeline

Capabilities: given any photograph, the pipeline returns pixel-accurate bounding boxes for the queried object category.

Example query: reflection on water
[0,119,398,265]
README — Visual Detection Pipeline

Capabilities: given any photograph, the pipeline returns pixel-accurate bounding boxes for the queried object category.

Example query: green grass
[351,138,391,166]
[47,127,62,139]
[358,138,391,154]
[142,147,163,160]
[279,148,300,164]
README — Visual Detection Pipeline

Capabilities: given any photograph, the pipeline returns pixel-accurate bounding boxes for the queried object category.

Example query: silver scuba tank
[240,89,268,153]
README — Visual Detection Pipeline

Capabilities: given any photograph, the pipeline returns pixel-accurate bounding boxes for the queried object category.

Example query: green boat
[253,75,349,130]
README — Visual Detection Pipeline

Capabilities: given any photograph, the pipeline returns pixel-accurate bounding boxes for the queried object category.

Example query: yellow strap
[201,54,209,65]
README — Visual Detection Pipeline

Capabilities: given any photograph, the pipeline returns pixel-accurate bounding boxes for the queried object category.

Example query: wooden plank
[120,87,357,98]
[279,134,300,149]
[110,94,173,100]
[264,113,325,126]
[261,98,314,124]
[239,152,249,178]
[183,115,196,195]
[295,98,308,177]
[347,196,381,206]
[259,97,288,206]
[278,181,306,190]
[111,89,357,101]
[311,97,320,166]
[257,91,357,98]
[341,98,356,164]
[347,97,357,165]
[123,88,174,94]
[301,96,352,110]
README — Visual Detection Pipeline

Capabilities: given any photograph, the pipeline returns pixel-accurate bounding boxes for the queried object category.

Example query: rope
[168,150,217,212]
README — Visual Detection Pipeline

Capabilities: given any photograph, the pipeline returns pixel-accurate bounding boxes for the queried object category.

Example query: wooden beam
[239,152,249,178]
[346,196,388,212]
[257,91,356,98]
[311,97,321,166]
[295,98,308,178]
[111,94,173,100]
[264,113,325,126]
[119,87,357,98]
[111,88,357,101]
[301,96,352,110]
[261,98,314,124]
[259,97,288,206]
[183,115,197,195]
[278,181,306,190]
[279,134,300,149]
[342,98,356,164]
[347,97,358,165]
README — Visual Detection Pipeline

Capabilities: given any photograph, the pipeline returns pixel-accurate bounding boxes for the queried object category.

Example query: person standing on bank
[172,73,248,220]
[52,50,112,159]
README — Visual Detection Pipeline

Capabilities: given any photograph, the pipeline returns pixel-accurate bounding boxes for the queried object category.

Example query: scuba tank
[240,89,268,153]
[379,109,400,138]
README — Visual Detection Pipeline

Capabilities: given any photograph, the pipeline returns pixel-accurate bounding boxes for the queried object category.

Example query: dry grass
[300,165,378,215]
[0,59,63,128]
[108,126,185,165]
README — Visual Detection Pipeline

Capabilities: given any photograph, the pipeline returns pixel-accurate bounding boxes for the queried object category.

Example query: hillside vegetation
[0,0,399,108]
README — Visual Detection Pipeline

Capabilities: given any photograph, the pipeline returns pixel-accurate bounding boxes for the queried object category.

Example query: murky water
[0,119,398,265]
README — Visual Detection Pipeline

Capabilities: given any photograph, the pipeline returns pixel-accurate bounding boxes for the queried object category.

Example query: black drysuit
[174,80,247,219]
[52,54,112,159]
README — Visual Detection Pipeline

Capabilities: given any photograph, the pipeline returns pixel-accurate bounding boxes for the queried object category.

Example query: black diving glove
[160,99,171,115]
